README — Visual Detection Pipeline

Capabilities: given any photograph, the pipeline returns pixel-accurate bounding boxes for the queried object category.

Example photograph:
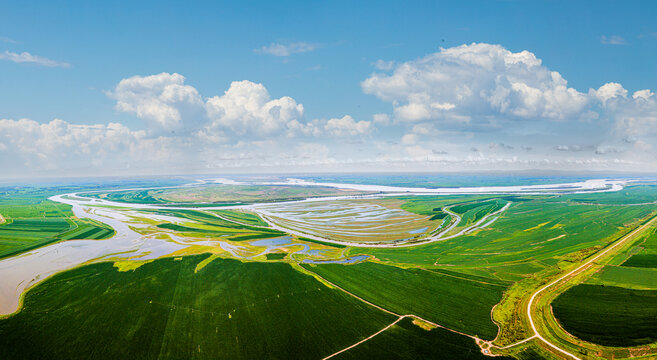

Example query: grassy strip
[298,236,346,249]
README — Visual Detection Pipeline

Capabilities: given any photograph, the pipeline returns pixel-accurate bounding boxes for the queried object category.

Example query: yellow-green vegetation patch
[169,245,217,257]
[523,221,549,232]
[531,233,565,245]
[194,254,219,272]
[113,260,154,272]
[412,318,437,331]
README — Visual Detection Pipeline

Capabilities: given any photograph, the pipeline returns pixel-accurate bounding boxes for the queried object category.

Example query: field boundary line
[301,266,496,356]
[301,266,399,316]
[322,316,404,359]
[420,267,509,287]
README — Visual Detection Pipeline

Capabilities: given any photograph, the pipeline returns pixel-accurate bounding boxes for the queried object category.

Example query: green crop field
[144,208,284,241]
[356,197,655,280]
[265,252,287,260]
[0,199,114,259]
[586,265,657,289]
[621,253,657,268]
[301,262,505,339]
[4,2,657,356]
[0,255,397,360]
[552,284,657,347]
[3,181,657,359]
[618,227,657,268]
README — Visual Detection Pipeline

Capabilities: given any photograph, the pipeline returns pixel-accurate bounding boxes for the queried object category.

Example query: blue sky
[1,0,657,177]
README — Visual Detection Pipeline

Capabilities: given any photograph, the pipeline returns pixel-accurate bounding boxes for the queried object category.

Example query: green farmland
[4,1,657,357]
[552,284,657,347]
[0,255,397,359]
[2,181,657,359]
[0,198,114,259]
[621,253,657,268]
[619,227,657,268]
[357,196,655,281]
[301,261,506,339]
[144,208,284,241]
[449,199,507,226]
[586,266,657,289]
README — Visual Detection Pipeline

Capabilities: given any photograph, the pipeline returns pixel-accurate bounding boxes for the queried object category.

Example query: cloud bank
[361,43,657,169]
[2,43,657,177]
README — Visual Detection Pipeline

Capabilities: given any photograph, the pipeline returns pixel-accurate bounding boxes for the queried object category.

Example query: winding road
[525,213,657,359]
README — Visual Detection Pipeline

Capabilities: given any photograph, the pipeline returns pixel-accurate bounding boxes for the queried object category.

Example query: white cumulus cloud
[205,80,304,135]
[362,43,589,123]
[593,82,628,105]
[323,115,371,136]
[109,72,204,132]
[109,74,369,140]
